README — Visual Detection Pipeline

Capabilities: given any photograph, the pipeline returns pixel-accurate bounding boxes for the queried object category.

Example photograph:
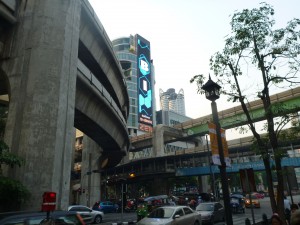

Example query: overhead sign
[208,122,230,167]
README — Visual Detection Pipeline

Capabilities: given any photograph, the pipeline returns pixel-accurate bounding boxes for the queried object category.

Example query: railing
[77,59,127,127]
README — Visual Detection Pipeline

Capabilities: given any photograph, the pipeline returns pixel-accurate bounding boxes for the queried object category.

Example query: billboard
[136,35,153,129]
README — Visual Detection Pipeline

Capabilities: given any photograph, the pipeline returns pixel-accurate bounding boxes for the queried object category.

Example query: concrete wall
[80,135,102,207]
[2,0,81,210]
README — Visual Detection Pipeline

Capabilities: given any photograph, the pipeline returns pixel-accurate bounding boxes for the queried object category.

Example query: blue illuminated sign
[137,35,153,127]
[175,157,300,176]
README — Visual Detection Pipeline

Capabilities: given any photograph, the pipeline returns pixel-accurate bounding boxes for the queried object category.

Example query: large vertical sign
[208,122,230,166]
[137,35,153,131]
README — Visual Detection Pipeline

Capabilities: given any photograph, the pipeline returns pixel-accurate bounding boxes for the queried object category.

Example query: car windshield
[197,204,214,211]
[230,198,239,203]
[246,195,258,199]
[148,208,174,218]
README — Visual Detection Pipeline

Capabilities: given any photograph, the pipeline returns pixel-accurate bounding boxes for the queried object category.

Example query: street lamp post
[202,75,233,225]
[205,134,215,199]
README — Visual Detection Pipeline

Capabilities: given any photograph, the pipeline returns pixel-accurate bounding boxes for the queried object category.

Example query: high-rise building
[159,88,186,116]
[112,35,156,136]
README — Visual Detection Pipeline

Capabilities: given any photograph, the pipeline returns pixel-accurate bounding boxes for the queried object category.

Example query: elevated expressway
[0,0,130,209]
[104,88,300,195]
[130,86,300,156]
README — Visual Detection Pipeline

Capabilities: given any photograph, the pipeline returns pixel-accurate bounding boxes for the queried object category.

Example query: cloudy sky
[88,0,299,138]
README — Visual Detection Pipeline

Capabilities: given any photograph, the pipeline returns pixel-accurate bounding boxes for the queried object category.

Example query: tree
[190,3,300,223]
[0,106,30,212]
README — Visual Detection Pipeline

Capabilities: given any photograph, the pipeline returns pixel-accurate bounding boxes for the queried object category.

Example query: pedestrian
[189,198,196,209]
[271,213,283,225]
[284,196,291,224]
[291,204,299,214]
[92,201,100,210]
[197,196,203,206]
[290,209,300,225]
[284,196,291,211]
[169,196,176,206]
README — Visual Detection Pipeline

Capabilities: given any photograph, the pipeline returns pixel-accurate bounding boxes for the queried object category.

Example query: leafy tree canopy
[0,106,30,212]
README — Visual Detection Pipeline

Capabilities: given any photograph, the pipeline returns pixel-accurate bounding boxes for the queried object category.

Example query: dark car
[230,195,245,213]
[198,193,215,202]
[196,202,225,224]
[93,201,119,213]
[0,210,85,225]
[68,205,104,224]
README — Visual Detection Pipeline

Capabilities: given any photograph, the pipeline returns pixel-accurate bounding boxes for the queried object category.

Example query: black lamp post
[202,75,233,225]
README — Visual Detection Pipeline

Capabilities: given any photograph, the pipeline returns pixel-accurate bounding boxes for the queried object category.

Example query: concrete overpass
[130,86,300,154]
[0,0,129,210]
[103,134,300,198]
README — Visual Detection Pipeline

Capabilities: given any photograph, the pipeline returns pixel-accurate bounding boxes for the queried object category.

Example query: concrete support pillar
[3,0,81,210]
[80,135,102,207]
[152,125,165,157]
[198,175,209,193]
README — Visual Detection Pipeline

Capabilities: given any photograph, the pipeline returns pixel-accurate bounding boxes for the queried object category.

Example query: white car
[137,205,202,225]
[68,205,104,224]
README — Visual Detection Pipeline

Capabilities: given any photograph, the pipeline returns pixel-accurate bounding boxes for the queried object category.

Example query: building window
[132,115,136,126]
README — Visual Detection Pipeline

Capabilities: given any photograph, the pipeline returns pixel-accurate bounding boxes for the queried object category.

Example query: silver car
[68,205,104,224]
[196,202,225,224]
[137,206,202,225]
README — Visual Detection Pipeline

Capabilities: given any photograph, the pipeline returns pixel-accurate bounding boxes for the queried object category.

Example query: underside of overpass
[0,0,130,211]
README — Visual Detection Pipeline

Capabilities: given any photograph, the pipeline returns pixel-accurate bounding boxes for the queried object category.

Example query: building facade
[159,88,186,116]
[112,35,156,135]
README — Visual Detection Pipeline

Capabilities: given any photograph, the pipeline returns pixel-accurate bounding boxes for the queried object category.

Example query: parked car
[0,210,85,225]
[252,192,265,199]
[136,205,202,225]
[196,202,225,224]
[245,194,261,208]
[68,205,104,224]
[93,201,119,213]
[258,190,268,197]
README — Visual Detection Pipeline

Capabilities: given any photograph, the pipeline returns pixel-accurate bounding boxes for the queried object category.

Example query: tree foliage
[0,176,30,212]
[191,2,300,223]
[0,106,30,212]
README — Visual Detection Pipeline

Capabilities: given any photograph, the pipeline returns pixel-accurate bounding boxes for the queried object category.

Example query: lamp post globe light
[202,75,233,225]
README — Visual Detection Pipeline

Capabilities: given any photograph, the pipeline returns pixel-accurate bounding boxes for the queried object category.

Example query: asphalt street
[97,195,300,225]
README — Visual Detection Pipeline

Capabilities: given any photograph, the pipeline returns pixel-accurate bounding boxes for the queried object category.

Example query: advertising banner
[136,35,153,129]
[208,122,231,167]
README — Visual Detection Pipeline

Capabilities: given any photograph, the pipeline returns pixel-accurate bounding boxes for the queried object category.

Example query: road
[97,195,299,225]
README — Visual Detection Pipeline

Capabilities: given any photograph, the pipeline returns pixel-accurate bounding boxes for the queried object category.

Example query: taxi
[245,193,261,208]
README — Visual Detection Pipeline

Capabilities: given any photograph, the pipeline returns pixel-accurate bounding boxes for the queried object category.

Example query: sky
[88,0,299,138]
